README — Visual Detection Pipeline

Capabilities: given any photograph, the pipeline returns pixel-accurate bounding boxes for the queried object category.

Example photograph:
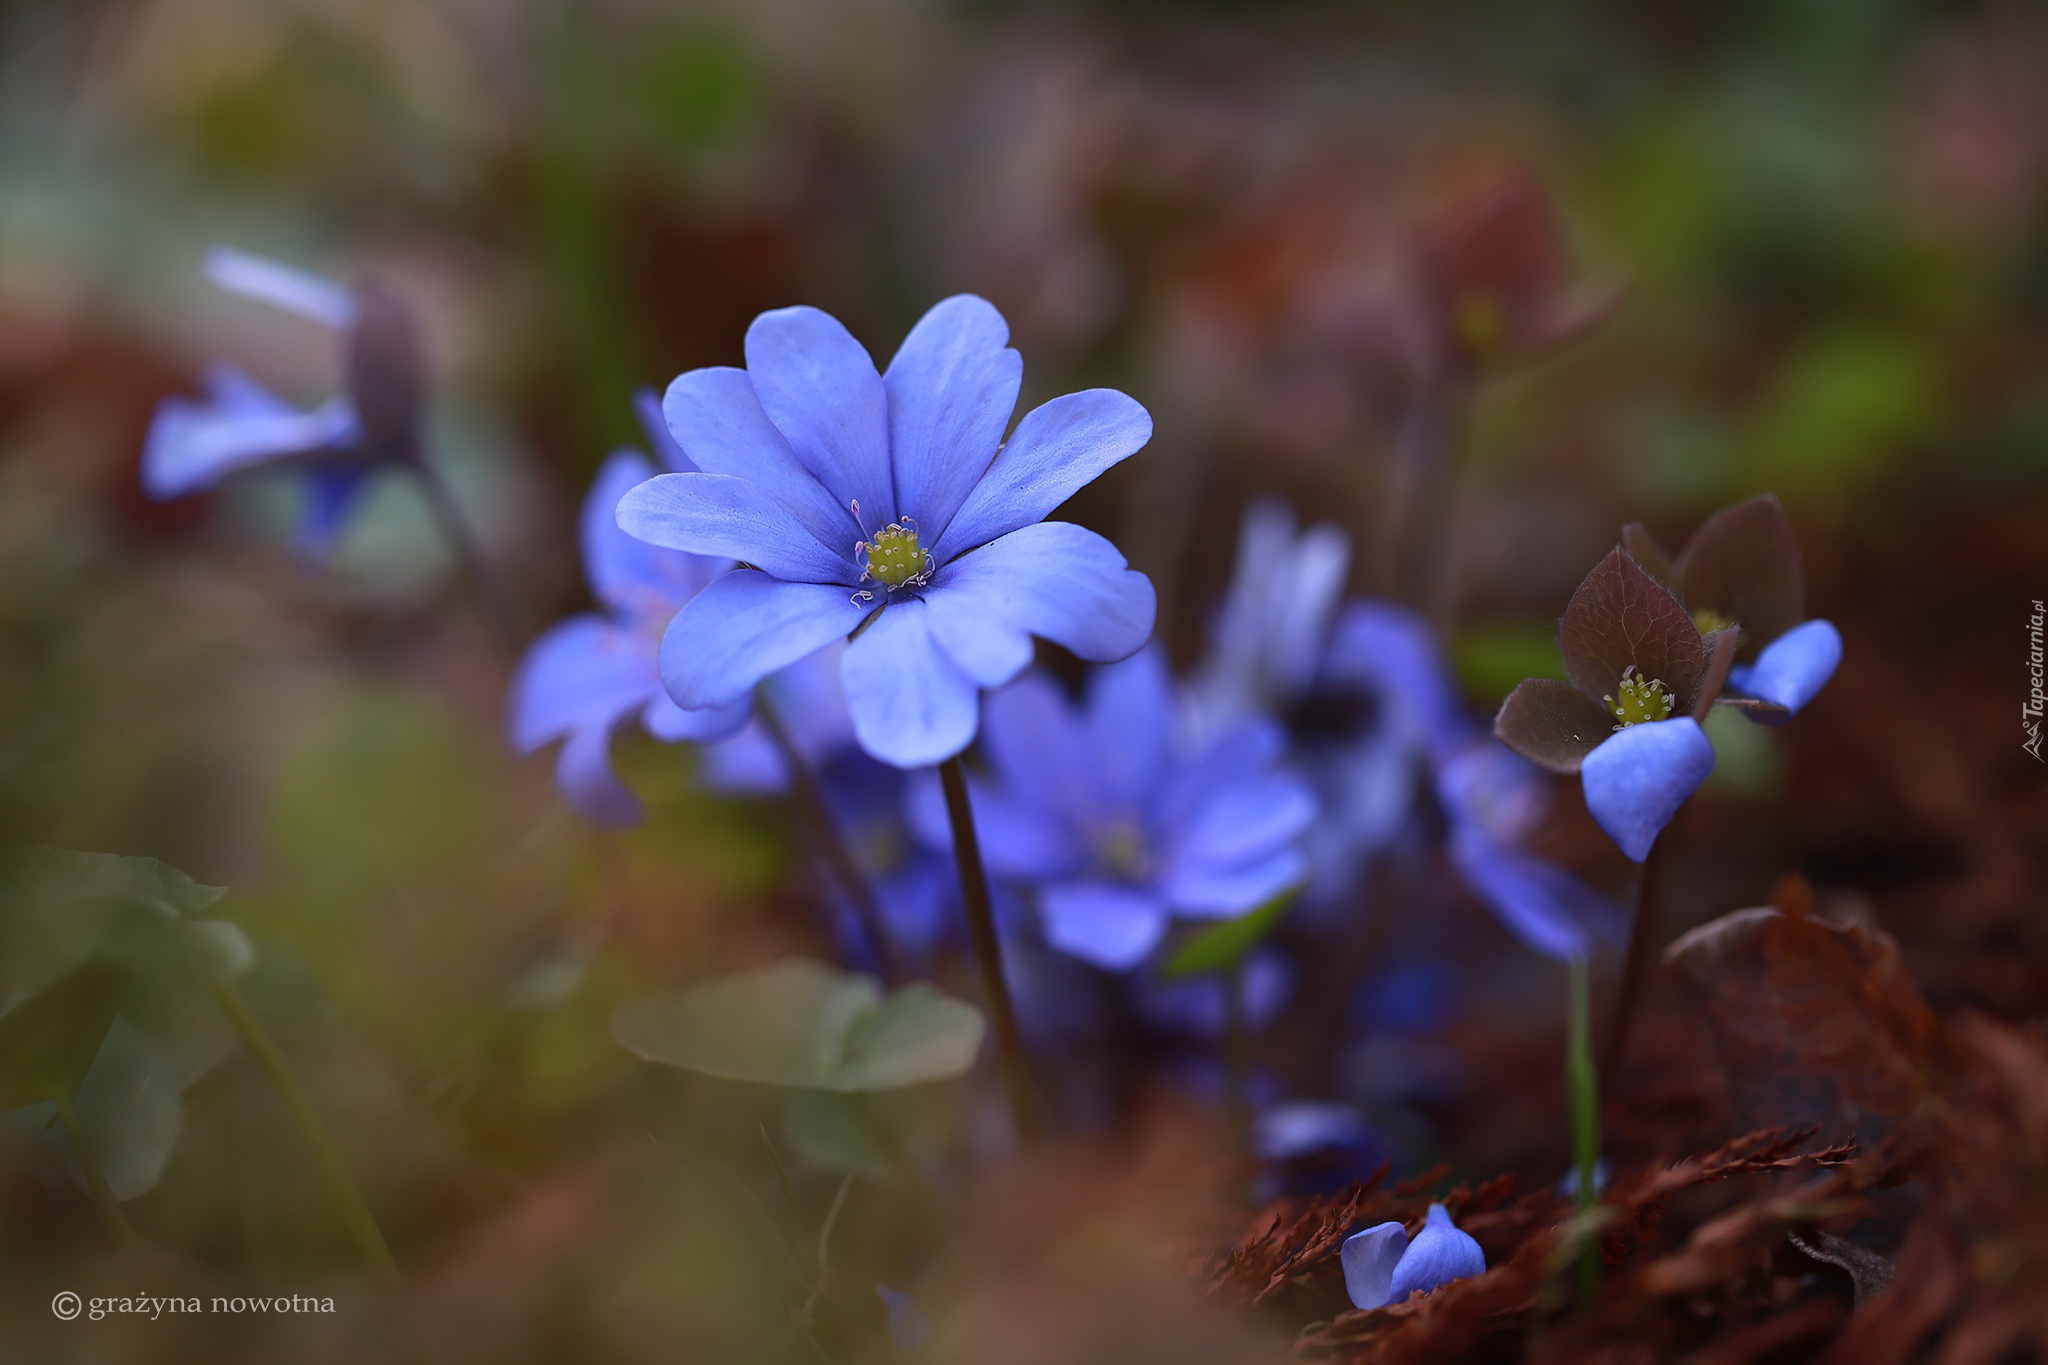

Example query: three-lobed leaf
[611,958,986,1092]
[1672,495,1804,658]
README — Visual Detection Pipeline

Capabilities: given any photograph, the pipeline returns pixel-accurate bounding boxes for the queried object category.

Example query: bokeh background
[2,0,2044,1360]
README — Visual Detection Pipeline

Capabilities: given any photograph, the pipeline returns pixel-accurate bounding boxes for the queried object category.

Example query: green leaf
[1163,889,1299,980]
[610,958,986,1092]
[11,1017,186,1202]
[0,960,128,1110]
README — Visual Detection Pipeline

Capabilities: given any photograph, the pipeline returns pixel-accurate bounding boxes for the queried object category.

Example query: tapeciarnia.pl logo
[2026,599,2045,763]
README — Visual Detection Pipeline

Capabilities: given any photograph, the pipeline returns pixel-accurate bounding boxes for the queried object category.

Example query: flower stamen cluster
[1603,666,1675,731]
[856,516,934,592]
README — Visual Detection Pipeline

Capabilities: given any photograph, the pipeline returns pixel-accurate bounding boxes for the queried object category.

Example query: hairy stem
[408,458,525,653]
[55,1087,140,1251]
[1602,819,1678,1083]
[936,757,1040,1146]
[753,691,903,985]
[1567,951,1601,1304]
[213,984,396,1275]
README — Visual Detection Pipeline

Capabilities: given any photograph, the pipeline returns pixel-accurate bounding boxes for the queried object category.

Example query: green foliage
[0,847,254,1202]
[611,958,986,1092]
[1744,326,1943,496]
[1163,889,1297,980]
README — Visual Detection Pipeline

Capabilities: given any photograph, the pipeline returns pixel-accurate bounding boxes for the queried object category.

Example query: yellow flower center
[1603,666,1676,730]
[860,521,927,589]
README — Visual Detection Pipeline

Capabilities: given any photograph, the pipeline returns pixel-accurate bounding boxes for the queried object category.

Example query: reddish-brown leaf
[1672,495,1804,659]
[1559,548,1707,712]
[1494,678,1614,773]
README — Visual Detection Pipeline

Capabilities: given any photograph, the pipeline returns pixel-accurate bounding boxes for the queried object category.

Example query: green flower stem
[1601,819,1678,1083]
[55,1087,140,1251]
[753,690,903,986]
[407,458,525,654]
[1567,951,1600,1305]
[936,756,1041,1147]
[212,983,396,1276]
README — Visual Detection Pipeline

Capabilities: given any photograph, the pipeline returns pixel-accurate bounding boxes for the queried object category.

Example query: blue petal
[554,717,646,826]
[874,1286,931,1351]
[1729,619,1841,720]
[1435,741,1548,845]
[905,766,1079,879]
[1039,881,1168,969]
[616,472,854,585]
[658,571,873,709]
[204,245,357,329]
[1162,847,1307,917]
[142,366,359,497]
[1388,1204,1486,1303]
[507,615,658,751]
[930,389,1152,563]
[1341,1221,1411,1311]
[841,599,982,768]
[1580,717,1715,863]
[582,451,727,618]
[642,692,752,744]
[927,521,1156,663]
[744,306,895,527]
[980,672,1105,831]
[291,464,372,559]
[1166,770,1318,871]
[1257,1099,1368,1161]
[1086,647,1174,809]
[922,584,1034,687]
[633,385,696,472]
[1448,829,1626,960]
[699,721,786,793]
[1157,718,1288,833]
[662,366,860,551]
[885,294,1022,543]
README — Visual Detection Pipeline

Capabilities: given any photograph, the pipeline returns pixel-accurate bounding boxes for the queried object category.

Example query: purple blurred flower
[143,247,413,558]
[615,296,1156,769]
[1187,500,1619,959]
[912,647,1316,971]
[507,449,748,825]
[1342,1203,1486,1310]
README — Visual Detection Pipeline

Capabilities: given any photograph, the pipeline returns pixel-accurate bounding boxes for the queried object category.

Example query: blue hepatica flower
[1726,618,1842,719]
[144,246,408,557]
[1341,1203,1487,1310]
[911,646,1317,971]
[508,446,749,825]
[616,296,1156,769]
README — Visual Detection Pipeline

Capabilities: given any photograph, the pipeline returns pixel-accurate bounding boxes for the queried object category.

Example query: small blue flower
[1342,1203,1487,1310]
[911,646,1316,970]
[874,1285,931,1350]
[616,296,1156,769]
[507,450,748,824]
[144,248,393,557]
[1726,618,1842,720]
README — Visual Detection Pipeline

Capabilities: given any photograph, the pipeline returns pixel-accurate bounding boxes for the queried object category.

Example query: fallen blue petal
[1727,618,1841,720]
[1386,1203,1487,1303]
[1341,1220,1410,1310]
[1580,717,1716,862]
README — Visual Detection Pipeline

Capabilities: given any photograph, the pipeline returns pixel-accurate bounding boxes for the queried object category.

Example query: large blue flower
[615,297,1157,769]
[507,449,748,824]
[144,247,387,557]
[912,647,1317,971]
